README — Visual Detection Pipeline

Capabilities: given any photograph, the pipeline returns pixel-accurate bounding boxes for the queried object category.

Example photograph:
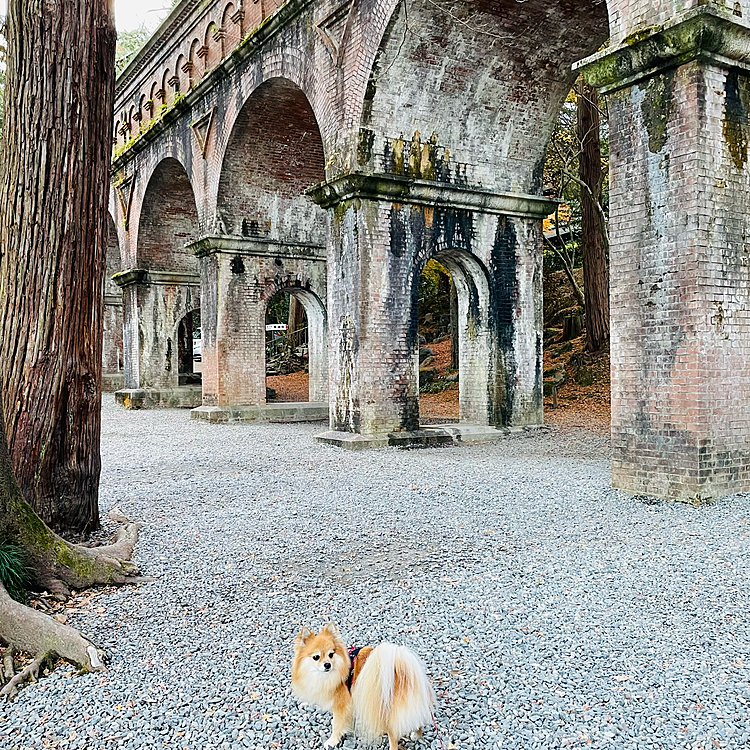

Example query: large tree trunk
[577,81,610,353]
[0,0,117,536]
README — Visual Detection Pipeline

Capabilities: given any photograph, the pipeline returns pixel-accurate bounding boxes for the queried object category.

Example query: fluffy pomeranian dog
[291,622,435,749]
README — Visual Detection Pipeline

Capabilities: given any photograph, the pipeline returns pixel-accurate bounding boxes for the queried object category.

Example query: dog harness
[346,646,362,692]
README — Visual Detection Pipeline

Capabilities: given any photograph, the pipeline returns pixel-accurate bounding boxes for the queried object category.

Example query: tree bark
[287,296,304,338]
[577,81,610,353]
[0,0,117,535]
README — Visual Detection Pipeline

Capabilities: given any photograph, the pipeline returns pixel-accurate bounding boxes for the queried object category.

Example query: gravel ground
[3,396,750,750]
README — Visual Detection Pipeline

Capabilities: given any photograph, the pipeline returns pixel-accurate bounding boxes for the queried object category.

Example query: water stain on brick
[230,255,246,274]
[640,71,674,154]
[489,216,518,424]
[723,70,750,171]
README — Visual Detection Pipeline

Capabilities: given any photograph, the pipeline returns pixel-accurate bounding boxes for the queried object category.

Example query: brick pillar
[191,236,328,415]
[101,292,124,391]
[195,244,267,408]
[310,174,553,445]
[113,269,201,406]
[579,6,750,501]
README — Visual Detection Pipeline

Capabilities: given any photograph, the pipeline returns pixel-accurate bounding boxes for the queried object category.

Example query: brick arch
[411,246,495,425]
[214,76,326,242]
[175,54,187,93]
[204,22,222,69]
[136,157,200,273]
[262,280,328,403]
[260,273,324,305]
[222,3,241,50]
[345,0,610,193]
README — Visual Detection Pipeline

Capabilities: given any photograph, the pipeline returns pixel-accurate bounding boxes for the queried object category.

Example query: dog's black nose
[323,662,331,671]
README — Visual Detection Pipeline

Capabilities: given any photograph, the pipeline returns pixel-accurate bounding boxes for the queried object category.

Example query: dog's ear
[323,622,339,636]
[295,627,313,650]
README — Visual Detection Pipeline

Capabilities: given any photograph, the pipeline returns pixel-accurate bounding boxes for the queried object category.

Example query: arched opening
[417,260,458,422]
[177,309,201,386]
[541,83,611,425]
[137,157,199,272]
[264,287,327,404]
[216,77,326,243]
[414,250,493,426]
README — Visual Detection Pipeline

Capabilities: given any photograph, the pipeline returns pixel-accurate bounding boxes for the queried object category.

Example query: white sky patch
[0,0,171,32]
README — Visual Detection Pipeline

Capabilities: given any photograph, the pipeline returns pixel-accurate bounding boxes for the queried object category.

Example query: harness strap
[346,646,362,692]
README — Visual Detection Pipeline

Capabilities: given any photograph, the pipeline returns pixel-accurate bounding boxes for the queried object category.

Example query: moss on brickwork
[723,70,750,170]
[623,24,663,47]
[640,71,674,153]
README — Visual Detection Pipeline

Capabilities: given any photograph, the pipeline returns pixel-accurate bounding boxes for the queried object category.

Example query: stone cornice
[112,269,200,287]
[307,173,557,218]
[575,7,750,94]
[188,235,326,261]
[112,0,315,170]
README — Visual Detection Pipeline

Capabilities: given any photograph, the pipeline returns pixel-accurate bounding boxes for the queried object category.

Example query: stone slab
[190,402,328,423]
[315,423,547,450]
[115,386,203,409]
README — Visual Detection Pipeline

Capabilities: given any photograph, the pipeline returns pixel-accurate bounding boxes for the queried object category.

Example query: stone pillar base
[191,402,328,423]
[115,386,203,409]
[315,423,547,450]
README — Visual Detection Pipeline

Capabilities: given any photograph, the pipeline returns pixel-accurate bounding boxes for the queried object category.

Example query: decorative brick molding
[113,269,201,288]
[308,173,557,218]
[189,235,326,261]
[576,6,750,93]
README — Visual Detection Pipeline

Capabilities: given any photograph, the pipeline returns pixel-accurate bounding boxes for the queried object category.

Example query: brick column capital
[307,172,557,219]
[576,6,750,94]
[113,268,200,288]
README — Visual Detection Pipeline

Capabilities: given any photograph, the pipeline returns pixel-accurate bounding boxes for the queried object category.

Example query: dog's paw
[410,730,423,741]
[324,738,340,748]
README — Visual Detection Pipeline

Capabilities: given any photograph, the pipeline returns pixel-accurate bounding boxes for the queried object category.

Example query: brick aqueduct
[106,0,750,503]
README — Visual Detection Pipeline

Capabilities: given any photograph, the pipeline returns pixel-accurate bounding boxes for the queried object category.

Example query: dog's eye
[312,654,320,661]
[328,652,334,659]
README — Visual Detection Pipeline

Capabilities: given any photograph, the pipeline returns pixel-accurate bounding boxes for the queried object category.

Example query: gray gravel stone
[2,396,750,750]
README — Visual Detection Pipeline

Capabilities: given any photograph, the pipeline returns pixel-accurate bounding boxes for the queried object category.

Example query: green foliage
[420,380,455,394]
[116,26,151,75]
[418,259,451,330]
[0,543,30,604]
[266,291,290,325]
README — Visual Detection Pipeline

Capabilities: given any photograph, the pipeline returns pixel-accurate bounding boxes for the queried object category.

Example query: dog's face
[291,623,349,701]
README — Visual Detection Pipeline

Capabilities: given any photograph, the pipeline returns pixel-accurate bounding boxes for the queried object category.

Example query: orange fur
[291,624,434,750]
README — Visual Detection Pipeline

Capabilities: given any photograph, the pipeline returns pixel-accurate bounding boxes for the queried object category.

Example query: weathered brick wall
[129,281,201,391]
[607,59,750,500]
[138,157,201,273]
[350,0,609,193]
[323,181,547,434]
[607,0,747,42]
[103,214,124,383]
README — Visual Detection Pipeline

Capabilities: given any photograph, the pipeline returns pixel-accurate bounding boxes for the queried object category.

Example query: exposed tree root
[0,515,145,698]
[0,584,106,699]
[30,520,143,601]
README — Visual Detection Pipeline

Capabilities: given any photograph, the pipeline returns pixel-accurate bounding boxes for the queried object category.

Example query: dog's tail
[351,642,434,743]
